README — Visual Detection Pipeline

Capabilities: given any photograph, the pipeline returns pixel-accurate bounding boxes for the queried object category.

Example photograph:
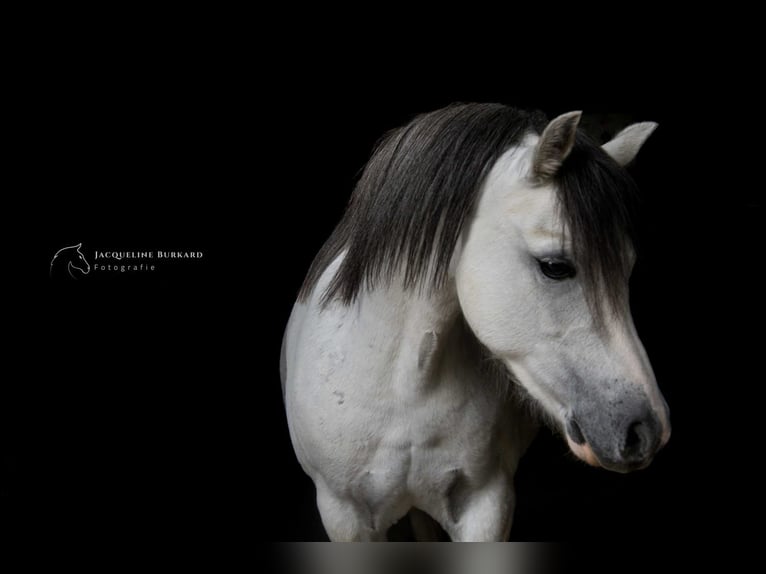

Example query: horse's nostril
[622,420,651,460]
[566,417,586,446]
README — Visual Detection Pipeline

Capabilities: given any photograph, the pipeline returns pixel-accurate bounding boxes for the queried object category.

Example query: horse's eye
[538,258,576,280]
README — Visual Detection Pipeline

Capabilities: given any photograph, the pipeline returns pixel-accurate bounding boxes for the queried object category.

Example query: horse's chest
[334,391,504,520]
[357,383,504,479]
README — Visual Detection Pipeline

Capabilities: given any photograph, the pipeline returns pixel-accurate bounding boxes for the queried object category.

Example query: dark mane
[299,103,640,315]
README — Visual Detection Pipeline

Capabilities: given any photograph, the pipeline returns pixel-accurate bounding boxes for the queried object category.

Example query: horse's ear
[76,242,82,248]
[602,122,658,166]
[532,111,582,182]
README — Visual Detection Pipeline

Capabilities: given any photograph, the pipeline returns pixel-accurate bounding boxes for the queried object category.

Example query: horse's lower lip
[599,458,651,474]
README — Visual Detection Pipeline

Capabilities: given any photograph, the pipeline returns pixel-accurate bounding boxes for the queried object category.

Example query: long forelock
[553,131,641,322]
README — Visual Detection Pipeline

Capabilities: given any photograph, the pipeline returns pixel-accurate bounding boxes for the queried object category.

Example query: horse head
[455,112,670,472]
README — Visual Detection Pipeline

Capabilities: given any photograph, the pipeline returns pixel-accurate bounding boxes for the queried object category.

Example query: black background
[7,17,761,557]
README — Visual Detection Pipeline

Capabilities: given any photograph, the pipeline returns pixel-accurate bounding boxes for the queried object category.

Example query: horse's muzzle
[565,407,666,473]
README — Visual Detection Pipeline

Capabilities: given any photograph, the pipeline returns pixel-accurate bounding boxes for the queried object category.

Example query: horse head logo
[50,243,91,279]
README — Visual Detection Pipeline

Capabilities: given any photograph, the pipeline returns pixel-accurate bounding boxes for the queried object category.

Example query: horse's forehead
[484,145,565,236]
[506,185,566,242]
[476,146,570,252]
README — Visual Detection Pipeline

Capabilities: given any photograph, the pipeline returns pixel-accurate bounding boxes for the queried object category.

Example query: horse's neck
[311,252,482,391]
[368,279,460,343]
[357,278,482,392]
